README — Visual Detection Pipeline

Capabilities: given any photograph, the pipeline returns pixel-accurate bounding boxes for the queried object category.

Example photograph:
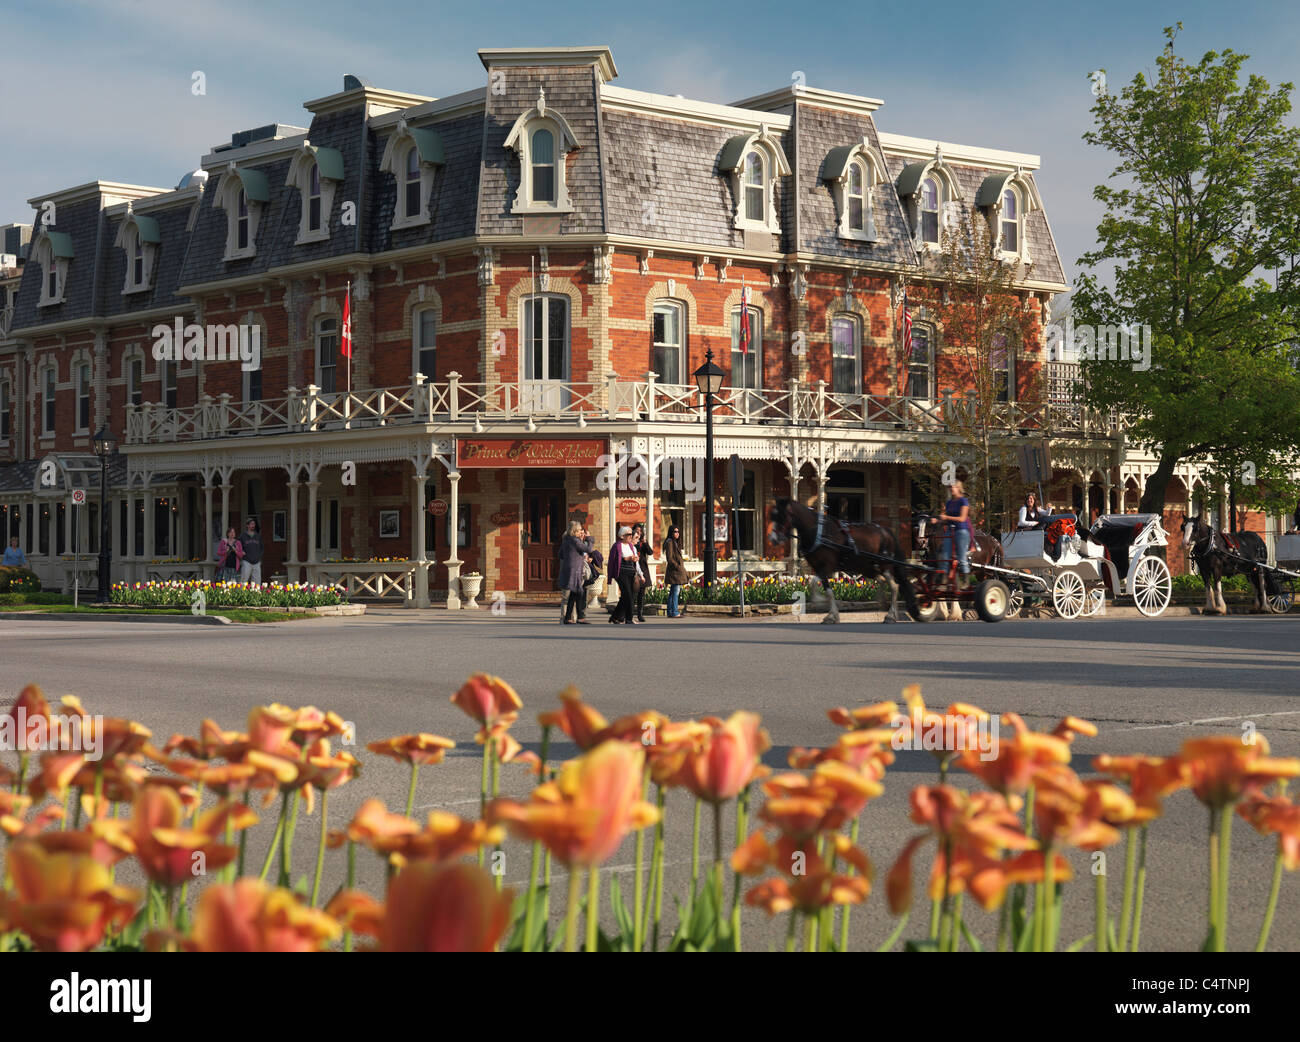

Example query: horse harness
[806,511,878,570]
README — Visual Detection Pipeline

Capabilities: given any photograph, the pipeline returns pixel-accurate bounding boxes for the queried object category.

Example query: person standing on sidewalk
[632,522,653,622]
[216,527,244,582]
[662,524,688,618]
[3,536,28,568]
[238,518,264,585]
[558,520,594,624]
[608,525,640,624]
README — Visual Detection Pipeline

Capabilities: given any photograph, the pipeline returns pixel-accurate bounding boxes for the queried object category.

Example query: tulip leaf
[959,919,984,953]
[1064,934,1094,953]
[609,878,635,952]
[904,938,940,952]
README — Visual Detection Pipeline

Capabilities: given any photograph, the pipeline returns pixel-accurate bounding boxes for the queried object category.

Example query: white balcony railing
[123,372,1122,446]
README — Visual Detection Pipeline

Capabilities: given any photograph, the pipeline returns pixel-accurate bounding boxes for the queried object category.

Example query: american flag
[738,285,751,355]
[898,292,913,396]
[340,284,353,359]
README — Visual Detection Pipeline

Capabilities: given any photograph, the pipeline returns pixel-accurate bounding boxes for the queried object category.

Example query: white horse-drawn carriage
[999,513,1173,619]
[1266,533,1300,613]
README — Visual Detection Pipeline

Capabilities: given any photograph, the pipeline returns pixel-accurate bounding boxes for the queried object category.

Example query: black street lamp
[92,426,117,602]
[693,349,725,588]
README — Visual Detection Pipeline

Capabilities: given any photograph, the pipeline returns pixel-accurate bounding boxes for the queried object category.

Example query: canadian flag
[738,285,751,355]
[341,285,353,358]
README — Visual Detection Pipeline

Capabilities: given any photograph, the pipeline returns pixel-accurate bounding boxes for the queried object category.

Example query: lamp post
[693,350,725,588]
[92,426,117,602]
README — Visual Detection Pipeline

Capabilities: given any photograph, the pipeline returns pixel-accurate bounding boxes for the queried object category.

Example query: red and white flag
[898,293,913,396]
[738,286,751,355]
[341,284,353,359]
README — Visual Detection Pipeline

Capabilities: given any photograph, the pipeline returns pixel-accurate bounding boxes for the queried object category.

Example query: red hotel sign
[457,438,608,469]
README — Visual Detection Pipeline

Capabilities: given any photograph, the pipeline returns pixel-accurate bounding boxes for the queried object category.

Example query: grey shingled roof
[99,203,195,318]
[477,65,605,235]
[794,104,917,268]
[10,197,104,330]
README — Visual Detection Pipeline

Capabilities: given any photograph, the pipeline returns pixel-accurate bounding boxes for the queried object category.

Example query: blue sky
[2,0,1297,288]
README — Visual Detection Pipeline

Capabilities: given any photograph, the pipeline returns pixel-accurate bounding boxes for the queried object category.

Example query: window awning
[46,231,75,259]
[232,167,271,203]
[133,215,162,244]
[308,145,345,181]
[408,127,444,165]
[895,161,931,199]
[822,145,856,182]
[718,134,751,172]
[975,171,1014,208]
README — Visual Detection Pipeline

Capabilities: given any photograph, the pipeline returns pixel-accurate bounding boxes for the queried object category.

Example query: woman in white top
[1018,492,1049,530]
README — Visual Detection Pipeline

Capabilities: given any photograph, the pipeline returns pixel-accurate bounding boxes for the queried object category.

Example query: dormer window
[920,177,940,244]
[823,140,883,242]
[1000,188,1019,252]
[34,231,73,307]
[503,92,579,216]
[380,121,444,230]
[975,169,1040,261]
[286,144,343,244]
[114,211,160,294]
[215,164,269,260]
[719,128,792,236]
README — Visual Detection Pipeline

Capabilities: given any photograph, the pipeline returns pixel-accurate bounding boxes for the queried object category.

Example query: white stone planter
[460,574,483,608]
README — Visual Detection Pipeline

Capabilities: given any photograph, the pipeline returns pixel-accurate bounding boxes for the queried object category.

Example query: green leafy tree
[1074,25,1300,516]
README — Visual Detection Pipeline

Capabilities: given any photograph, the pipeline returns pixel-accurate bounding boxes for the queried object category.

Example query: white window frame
[503,97,580,216]
[75,360,91,433]
[413,306,437,380]
[160,357,177,409]
[124,352,144,408]
[214,165,266,261]
[380,120,443,231]
[906,324,935,402]
[730,306,763,390]
[243,357,263,403]
[652,300,686,386]
[315,315,340,393]
[35,236,68,307]
[315,497,341,554]
[919,176,942,245]
[40,364,57,435]
[722,129,790,235]
[0,378,10,442]
[286,144,343,245]
[993,328,1016,403]
[831,313,861,394]
[519,294,570,383]
[113,214,158,294]
[999,186,1021,255]
[826,141,882,242]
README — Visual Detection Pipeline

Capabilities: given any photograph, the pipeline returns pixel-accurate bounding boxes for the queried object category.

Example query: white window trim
[214,165,266,261]
[826,140,884,243]
[34,236,69,307]
[39,362,58,436]
[722,128,791,235]
[113,212,158,295]
[518,293,571,382]
[730,305,764,389]
[990,179,1037,263]
[315,315,341,391]
[906,321,937,403]
[903,158,960,252]
[73,355,92,434]
[652,299,687,386]
[503,92,580,216]
[380,120,442,230]
[286,144,341,245]
[993,327,1018,403]
[122,346,145,408]
[830,312,862,394]
[159,356,178,408]
[412,305,438,380]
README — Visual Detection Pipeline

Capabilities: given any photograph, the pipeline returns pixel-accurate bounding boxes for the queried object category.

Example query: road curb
[0,611,233,624]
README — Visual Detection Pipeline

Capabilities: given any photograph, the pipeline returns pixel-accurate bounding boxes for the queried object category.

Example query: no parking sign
[71,489,86,507]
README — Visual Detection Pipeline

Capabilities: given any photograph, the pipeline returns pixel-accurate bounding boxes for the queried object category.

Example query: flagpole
[346,280,352,399]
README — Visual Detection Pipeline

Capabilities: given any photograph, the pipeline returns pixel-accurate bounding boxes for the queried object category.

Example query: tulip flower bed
[111,580,345,609]
[643,575,883,606]
[2,678,1299,953]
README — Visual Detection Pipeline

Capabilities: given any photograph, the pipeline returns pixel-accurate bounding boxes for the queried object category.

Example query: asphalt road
[3,607,1299,952]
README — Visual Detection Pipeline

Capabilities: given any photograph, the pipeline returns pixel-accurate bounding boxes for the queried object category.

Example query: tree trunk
[1139,453,1179,516]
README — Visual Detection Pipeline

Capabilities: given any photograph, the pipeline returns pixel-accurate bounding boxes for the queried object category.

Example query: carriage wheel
[915,596,941,623]
[1006,586,1024,619]
[1132,555,1172,617]
[1083,584,1107,617]
[1052,570,1087,619]
[975,579,1011,623]
[1267,577,1296,615]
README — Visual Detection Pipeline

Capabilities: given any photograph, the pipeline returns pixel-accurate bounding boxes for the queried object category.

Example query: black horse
[1181,514,1269,614]
[769,499,921,622]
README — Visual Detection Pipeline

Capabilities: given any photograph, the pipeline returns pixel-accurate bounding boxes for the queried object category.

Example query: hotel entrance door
[522,488,564,591]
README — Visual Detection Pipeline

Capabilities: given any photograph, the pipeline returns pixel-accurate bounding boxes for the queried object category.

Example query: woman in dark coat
[662,524,688,618]
[558,520,595,624]
[632,523,653,622]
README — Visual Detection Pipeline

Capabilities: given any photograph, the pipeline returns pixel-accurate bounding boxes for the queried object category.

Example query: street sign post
[730,454,745,616]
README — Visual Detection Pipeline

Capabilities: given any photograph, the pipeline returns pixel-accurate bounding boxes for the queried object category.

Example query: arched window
[743,151,765,223]
[992,328,1018,403]
[316,316,339,393]
[132,238,144,287]
[0,379,10,441]
[531,128,556,205]
[1000,187,1019,253]
[907,325,934,400]
[236,190,249,251]
[521,295,569,382]
[831,314,861,394]
[413,307,437,379]
[404,148,421,220]
[76,361,91,432]
[847,160,867,233]
[920,177,940,244]
[307,163,322,232]
[46,260,58,301]
[41,365,56,434]
[652,300,686,385]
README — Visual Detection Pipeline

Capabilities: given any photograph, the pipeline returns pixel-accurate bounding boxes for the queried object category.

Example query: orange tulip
[490,740,659,867]
[3,840,140,951]
[393,811,504,867]
[125,785,249,886]
[17,821,137,867]
[247,704,299,755]
[957,712,1071,795]
[681,712,771,803]
[1175,735,1300,808]
[828,701,900,730]
[538,687,608,750]
[330,798,420,853]
[451,673,523,730]
[1238,794,1300,870]
[367,733,455,766]
[644,719,711,789]
[1052,716,1098,743]
[187,879,341,952]
[1032,765,1121,851]
[1091,753,1185,822]
[378,862,513,952]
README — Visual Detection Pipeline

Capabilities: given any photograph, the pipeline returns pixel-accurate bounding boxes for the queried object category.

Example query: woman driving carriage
[938,480,972,588]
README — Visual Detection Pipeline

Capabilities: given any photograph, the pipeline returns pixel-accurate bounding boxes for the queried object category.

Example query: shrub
[111,580,345,609]
[642,575,883,606]
[0,566,41,593]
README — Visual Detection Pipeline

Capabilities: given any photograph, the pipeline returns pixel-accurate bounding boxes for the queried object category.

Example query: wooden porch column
[285,473,300,581]
[412,467,429,608]
[444,471,462,609]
